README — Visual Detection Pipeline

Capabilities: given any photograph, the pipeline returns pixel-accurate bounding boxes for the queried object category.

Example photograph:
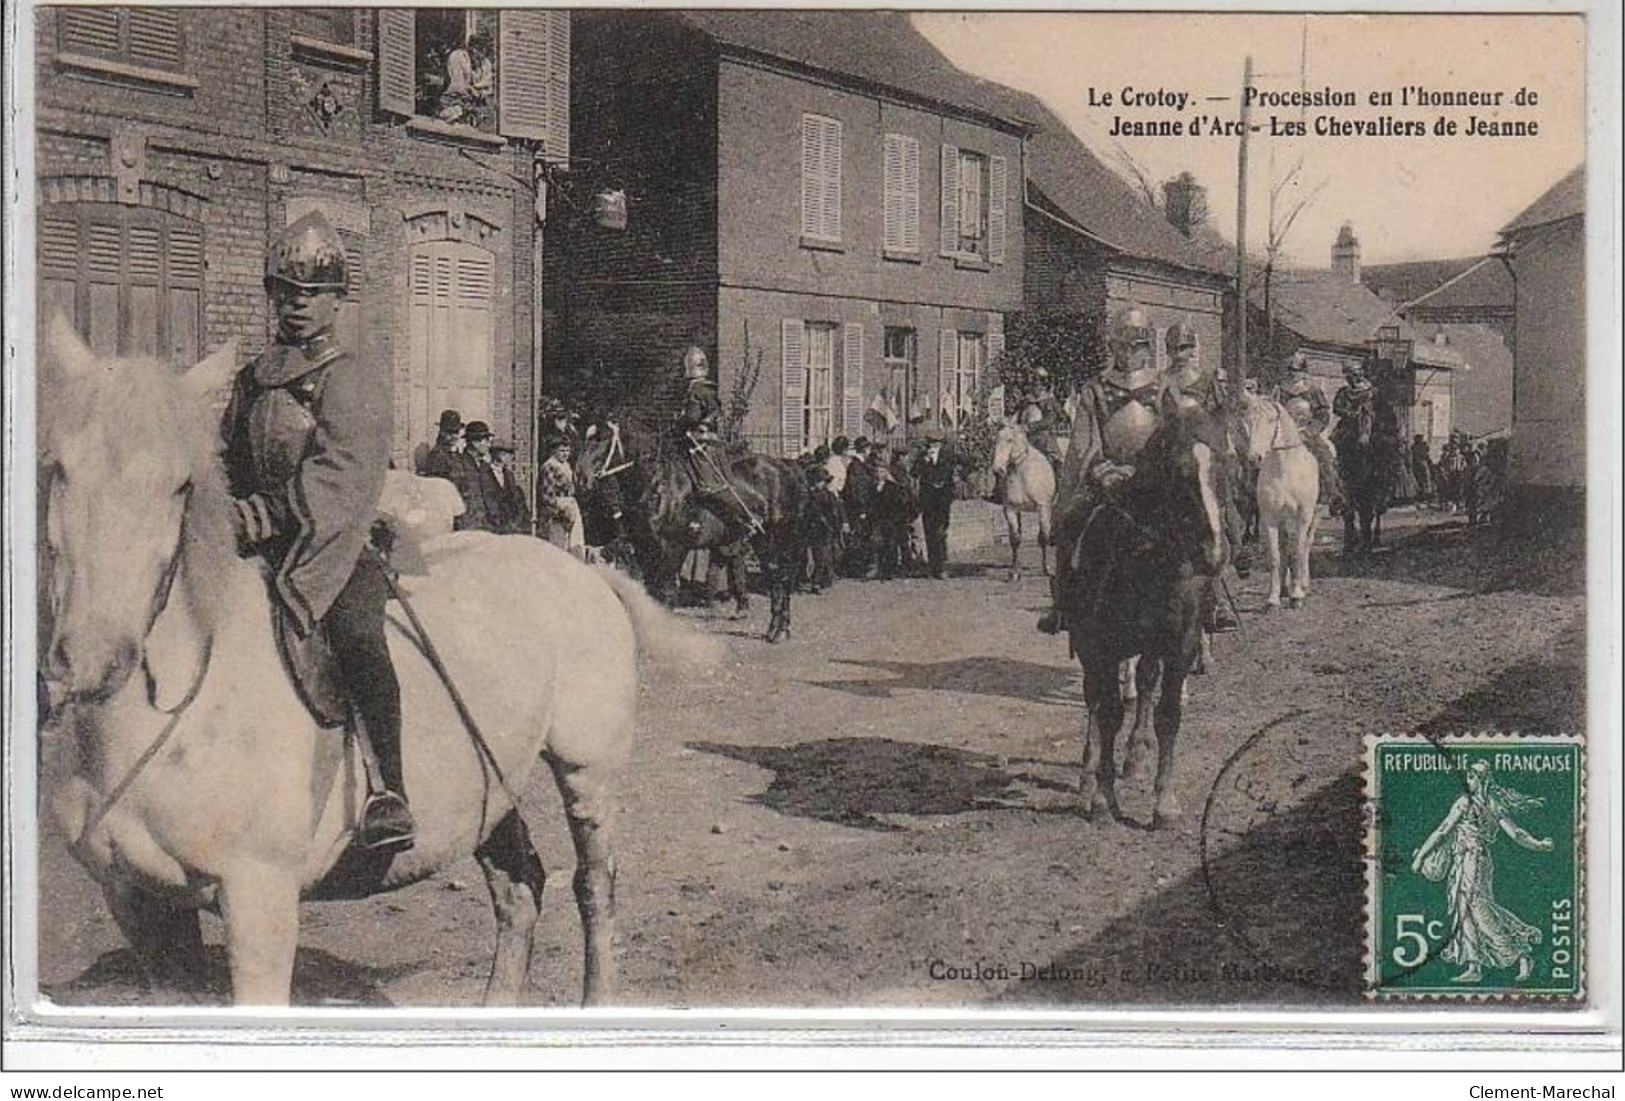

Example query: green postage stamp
[1365,734,1585,1000]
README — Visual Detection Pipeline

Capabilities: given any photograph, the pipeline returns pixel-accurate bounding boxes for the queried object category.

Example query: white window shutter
[825,117,843,240]
[800,115,823,238]
[883,135,904,252]
[940,144,960,257]
[902,136,921,253]
[545,11,571,165]
[938,328,958,427]
[988,154,1008,265]
[376,10,415,118]
[842,323,865,436]
[782,319,807,456]
[499,10,558,146]
[987,313,1005,364]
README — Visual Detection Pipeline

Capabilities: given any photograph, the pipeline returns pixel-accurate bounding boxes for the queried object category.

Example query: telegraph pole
[1232,54,1254,411]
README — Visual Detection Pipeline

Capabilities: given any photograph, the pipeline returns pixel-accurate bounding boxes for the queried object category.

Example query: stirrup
[358,791,416,853]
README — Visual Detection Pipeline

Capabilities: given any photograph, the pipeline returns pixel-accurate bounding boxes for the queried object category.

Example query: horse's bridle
[57,478,215,848]
[592,423,635,481]
[1254,399,1306,455]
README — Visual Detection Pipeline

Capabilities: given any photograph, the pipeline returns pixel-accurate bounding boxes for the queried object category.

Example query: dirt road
[36,511,1586,1010]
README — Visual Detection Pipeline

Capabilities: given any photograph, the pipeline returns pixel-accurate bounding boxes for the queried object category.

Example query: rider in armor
[1037,306,1164,635]
[1275,352,1346,516]
[675,345,758,537]
[222,212,413,852]
[1163,323,1242,631]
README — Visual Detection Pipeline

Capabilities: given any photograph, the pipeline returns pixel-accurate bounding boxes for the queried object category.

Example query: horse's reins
[71,483,217,846]
[375,549,526,816]
[593,422,634,481]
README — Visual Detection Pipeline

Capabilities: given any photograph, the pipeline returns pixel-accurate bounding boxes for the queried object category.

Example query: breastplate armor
[248,383,319,490]
[1101,396,1159,463]
[1284,395,1313,425]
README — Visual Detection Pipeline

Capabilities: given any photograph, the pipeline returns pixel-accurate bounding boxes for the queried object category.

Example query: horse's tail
[595,565,725,672]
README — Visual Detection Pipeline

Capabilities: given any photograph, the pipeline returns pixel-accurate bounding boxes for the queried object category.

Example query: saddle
[274,472,465,729]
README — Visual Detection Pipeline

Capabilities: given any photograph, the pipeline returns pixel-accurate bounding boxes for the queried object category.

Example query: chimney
[1162,172,1207,237]
[1332,222,1361,283]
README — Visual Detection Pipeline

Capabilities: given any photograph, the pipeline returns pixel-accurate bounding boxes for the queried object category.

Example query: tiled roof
[1362,256,1513,312]
[1500,164,1585,236]
[1258,271,1458,366]
[670,11,1031,132]
[966,83,1231,278]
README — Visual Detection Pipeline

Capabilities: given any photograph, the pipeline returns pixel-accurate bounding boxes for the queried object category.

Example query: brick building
[977,88,1231,378]
[551,11,1025,456]
[35,7,569,479]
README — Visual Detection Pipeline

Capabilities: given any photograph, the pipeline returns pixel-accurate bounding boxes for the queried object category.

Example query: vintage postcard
[4,0,1617,1064]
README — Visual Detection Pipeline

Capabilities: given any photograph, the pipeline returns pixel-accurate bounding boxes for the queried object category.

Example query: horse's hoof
[1152,801,1184,830]
[1263,601,1279,613]
[1288,596,1305,610]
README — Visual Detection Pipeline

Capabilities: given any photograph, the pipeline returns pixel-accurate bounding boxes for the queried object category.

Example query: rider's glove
[230,494,277,552]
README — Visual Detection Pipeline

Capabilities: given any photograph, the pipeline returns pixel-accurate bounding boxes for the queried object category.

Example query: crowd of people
[793,433,960,590]
[1404,430,1507,526]
[415,409,538,539]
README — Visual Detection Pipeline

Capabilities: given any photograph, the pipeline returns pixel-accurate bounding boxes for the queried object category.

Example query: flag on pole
[868,393,899,431]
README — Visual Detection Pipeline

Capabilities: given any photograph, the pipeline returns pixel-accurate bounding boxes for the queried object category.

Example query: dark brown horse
[576,423,806,643]
[1059,394,1233,828]
[1332,388,1402,554]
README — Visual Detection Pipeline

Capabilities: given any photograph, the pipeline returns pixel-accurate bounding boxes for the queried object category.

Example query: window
[956,331,986,424]
[957,150,987,255]
[57,8,185,72]
[804,323,838,450]
[800,113,843,244]
[882,134,921,257]
[38,203,202,366]
[940,144,1008,264]
[880,327,917,443]
[293,10,356,47]
[937,329,986,428]
[377,9,569,160]
[781,319,864,456]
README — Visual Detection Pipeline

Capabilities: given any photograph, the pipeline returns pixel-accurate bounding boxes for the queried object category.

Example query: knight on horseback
[1038,306,1163,636]
[675,344,761,538]
[221,211,413,853]
[1275,351,1346,516]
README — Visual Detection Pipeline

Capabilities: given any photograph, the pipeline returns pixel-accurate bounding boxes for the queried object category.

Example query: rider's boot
[332,558,415,853]
[1037,571,1067,634]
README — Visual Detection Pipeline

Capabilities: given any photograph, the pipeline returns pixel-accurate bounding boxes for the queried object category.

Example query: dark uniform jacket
[915,453,956,516]
[222,332,389,636]
[679,379,722,436]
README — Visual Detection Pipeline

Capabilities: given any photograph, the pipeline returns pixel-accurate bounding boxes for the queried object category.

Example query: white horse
[991,421,1057,583]
[37,321,717,1006]
[1239,392,1321,609]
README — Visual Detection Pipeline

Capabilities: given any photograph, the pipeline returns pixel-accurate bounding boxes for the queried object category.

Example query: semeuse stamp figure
[1366,734,1583,999]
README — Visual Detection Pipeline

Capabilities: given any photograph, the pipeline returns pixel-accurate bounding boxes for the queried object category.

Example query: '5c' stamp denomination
[1365,734,1584,1000]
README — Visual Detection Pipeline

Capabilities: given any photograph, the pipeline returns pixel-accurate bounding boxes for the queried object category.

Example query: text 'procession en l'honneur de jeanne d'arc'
[1090,84,1542,140]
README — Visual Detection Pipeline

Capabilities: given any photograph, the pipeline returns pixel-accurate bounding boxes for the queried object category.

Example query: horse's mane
[42,349,241,634]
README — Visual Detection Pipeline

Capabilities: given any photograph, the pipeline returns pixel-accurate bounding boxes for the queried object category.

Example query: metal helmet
[1107,306,1156,358]
[265,211,348,296]
[1103,306,1158,390]
[682,345,709,380]
[1164,322,1198,358]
